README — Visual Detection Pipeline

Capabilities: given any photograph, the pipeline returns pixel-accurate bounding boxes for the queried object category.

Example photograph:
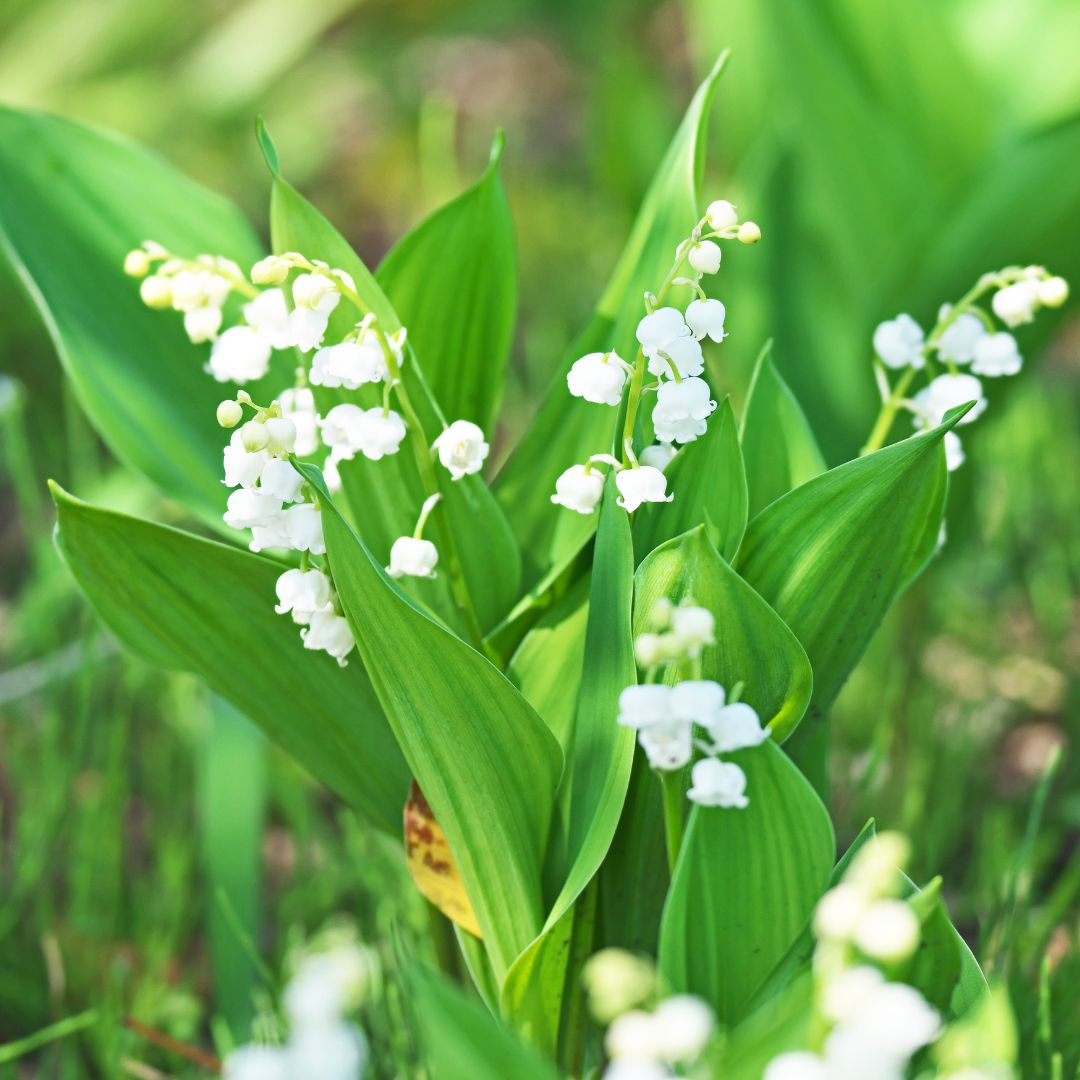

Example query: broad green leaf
[737,419,959,790]
[634,528,813,741]
[906,877,962,1014]
[634,396,748,565]
[503,479,635,1053]
[494,53,729,584]
[262,128,520,635]
[411,966,562,1080]
[300,463,561,981]
[739,342,827,518]
[377,133,516,432]
[658,742,834,1022]
[50,485,408,833]
[0,107,267,527]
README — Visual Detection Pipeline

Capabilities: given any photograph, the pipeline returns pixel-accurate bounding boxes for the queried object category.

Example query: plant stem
[661,770,686,874]
[861,367,915,455]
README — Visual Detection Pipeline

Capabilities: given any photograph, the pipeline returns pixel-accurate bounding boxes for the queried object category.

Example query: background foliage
[0,0,1078,1075]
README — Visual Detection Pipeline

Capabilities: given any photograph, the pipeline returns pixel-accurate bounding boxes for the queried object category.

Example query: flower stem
[661,770,686,874]
[860,367,915,455]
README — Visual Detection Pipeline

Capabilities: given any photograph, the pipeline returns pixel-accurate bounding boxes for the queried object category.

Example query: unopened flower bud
[737,221,762,244]
[217,399,244,428]
[582,949,657,1024]
[240,419,270,452]
[634,633,665,669]
[649,597,674,632]
[705,199,738,230]
[251,255,290,285]
[124,249,151,277]
[671,604,715,657]
[263,416,297,456]
[853,899,920,963]
[1038,275,1069,308]
[139,275,172,308]
[687,241,722,275]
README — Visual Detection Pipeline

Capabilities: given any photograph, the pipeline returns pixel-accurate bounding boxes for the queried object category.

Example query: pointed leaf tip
[255,117,280,175]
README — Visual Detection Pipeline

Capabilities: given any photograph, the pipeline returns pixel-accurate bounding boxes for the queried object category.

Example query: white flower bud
[606,1010,661,1062]
[633,633,665,669]
[819,965,885,1024]
[705,702,770,753]
[292,271,338,310]
[251,255,290,285]
[992,279,1040,327]
[581,949,656,1024]
[184,305,222,344]
[687,240,722,275]
[217,399,244,428]
[386,536,439,579]
[684,298,727,342]
[207,326,272,384]
[686,758,749,808]
[433,420,489,480]
[274,567,334,624]
[551,464,605,514]
[971,331,1022,377]
[638,442,677,471]
[263,416,297,456]
[615,466,672,512]
[813,883,871,941]
[139,274,172,308]
[278,387,320,457]
[124,249,152,277]
[853,899,920,962]
[670,604,715,656]
[240,420,270,452]
[847,831,910,892]
[567,351,628,406]
[705,199,738,230]
[651,994,715,1063]
[936,312,985,364]
[737,221,761,244]
[873,314,925,369]
[300,608,354,665]
[1038,275,1069,308]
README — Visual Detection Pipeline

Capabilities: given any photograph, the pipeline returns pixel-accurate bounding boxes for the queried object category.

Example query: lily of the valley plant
[1,54,1064,1079]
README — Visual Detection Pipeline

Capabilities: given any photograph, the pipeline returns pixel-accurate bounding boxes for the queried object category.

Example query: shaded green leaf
[49,484,408,832]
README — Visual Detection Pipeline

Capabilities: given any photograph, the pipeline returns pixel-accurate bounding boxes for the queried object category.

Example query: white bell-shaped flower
[263,417,297,456]
[283,503,326,554]
[639,442,676,471]
[320,404,366,453]
[224,488,283,530]
[646,334,705,380]
[762,1052,827,1080]
[433,420,489,479]
[912,372,986,427]
[1039,275,1069,307]
[301,608,354,665]
[935,311,985,365]
[639,720,693,771]
[289,308,330,353]
[292,272,338,311]
[310,340,388,389]
[223,1045,289,1080]
[355,408,407,461]
[652,377,717,444]
[636,307,690,351]
[606,1009,662,1063]
[184,305,222,344]
[616,684,672,730]
[170,269,223,313]
[567,351,628,406]
[813,883,871,941]
[386,536,439,579]
[259,458,305,503]
[825,981,939,1063]
[705,702,770,753]
[274,568,334,624]
[991,279,1040,327]
[873,314,925,370]
[686,758,749,808]
[223,430,269,489]
[287,1024,368,1080]
[971,331,1022,377]
[615,466,673,512]
[207,326,272,384]
[651,995,715,1064]
[684,298,727,342]
[853,899,920,963]
[670,604,715,656]
[820,966,886,1025]
[249,513,293,553]
[705,200,738,230]
[250,255,290,285]
[687,241,722,275]
[944,430,965,472]
[669,680,725,728]
[551,464,605,514]
[243,288,293,350]
[278,387,320,457]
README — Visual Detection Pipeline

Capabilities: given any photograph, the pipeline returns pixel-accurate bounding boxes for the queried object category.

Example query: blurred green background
[1,0,1078,1075]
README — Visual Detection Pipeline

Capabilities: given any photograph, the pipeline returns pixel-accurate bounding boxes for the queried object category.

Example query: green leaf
[261,128,520,635]
[634,396,748,564]
[635,528,813,741]
[411,966,563,1080]
[49,484,409,833]
[377,133,516,433]
[494,53,729,584]
[905,877,962,1014]
[658,741,834,1023]
[0,107,267,527]
[739,342,827,518]
[737,419,959,790]
[299,463,561,981]
[502,479,636,1053]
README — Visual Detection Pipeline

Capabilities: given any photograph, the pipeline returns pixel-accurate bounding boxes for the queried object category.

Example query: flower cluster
[224,935,375,1080]
[582,948,716,1080]
[618,599,770,808]
[870,266,1068,469]
[764,833,941,1080]
[128,241,497,661]
[554,200,759,516]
